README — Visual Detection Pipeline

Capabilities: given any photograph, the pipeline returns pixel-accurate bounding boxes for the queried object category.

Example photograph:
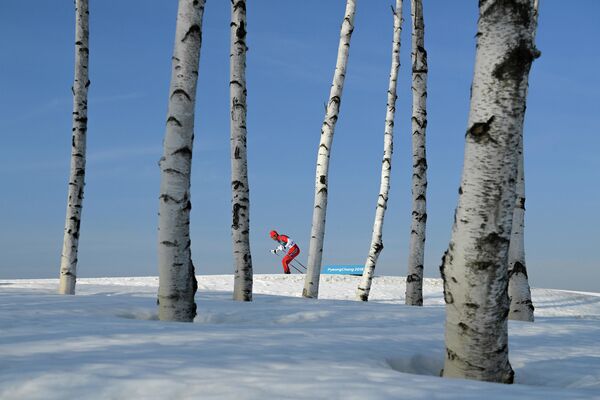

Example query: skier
[270,230,300,274]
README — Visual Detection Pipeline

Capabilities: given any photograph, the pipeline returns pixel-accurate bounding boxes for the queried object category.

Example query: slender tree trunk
[356,0,402,302]
[157,0,205,322]
[230,0,253,302]
[405,0,428,306]
[507,144,534,321]
[58,0,89,295]
[303,0,356,299]
[508,0,539,322]
[440,0,539,383]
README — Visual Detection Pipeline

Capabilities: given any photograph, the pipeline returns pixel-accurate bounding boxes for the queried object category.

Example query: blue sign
[322,265,364,276]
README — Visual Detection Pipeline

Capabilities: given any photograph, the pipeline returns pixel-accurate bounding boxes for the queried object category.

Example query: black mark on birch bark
[233,1,246,12]
[167,116,182,126]
[467,116,495,144]
[232,180,245,190]
[171,89,191,101]
[236,21,246,40]
[482,0,532,27]
[493,40,538,82]
[172,147,192,158]
[232,203,246,230]
[182,25,201,43]
[509,261,528,278]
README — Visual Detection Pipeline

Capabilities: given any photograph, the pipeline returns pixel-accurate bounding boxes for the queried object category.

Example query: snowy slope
[1,275,599,399]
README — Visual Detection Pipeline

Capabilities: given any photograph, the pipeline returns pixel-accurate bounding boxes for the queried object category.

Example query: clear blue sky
[0,1,598,292]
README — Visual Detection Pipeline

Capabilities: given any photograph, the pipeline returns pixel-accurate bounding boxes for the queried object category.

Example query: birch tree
[405,0,428,306]
[356,0,402,302]
[508,0,539,322]
[58,0,90,295]
[157,0,205,322]
[230,0,253,302]
[507,146,534,321]
[303,0,356,299]
[440,0,540,383]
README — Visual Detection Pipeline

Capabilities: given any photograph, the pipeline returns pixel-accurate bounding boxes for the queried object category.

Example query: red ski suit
[273,234,300,274]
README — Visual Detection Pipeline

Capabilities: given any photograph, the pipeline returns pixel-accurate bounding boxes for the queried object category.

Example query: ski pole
[282,253,306,272]
[272,251,304,274]
[292,259,307,270]
[290,264,304,274]
[290,260,306,271]
[278,250,306,270]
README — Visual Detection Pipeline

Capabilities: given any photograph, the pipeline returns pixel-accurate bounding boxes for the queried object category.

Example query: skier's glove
[277,245,284,252]
[270,249,277,254]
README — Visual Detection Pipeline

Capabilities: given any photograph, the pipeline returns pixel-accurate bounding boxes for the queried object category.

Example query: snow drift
[1,275,599,399]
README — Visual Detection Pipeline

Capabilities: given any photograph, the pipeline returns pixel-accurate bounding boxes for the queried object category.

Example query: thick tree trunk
[58,0,90,295]
[405,0,428,307]
[230,0,253,302]
[508,0,538,322]
[157,0,205,322]
[303,0,356,299]
[356,0,402,302]
[440,0,539,383]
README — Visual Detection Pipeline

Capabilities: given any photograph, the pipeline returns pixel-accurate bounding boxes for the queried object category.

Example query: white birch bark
[58,0,89,295]
[507,144,534,321]
[508,0,539,322]
[405,0,428,307]
[440,0,540,383]
[303,0,356,299]
[157,0,205,322]
[230,0,253,302]
[356,0,402,302]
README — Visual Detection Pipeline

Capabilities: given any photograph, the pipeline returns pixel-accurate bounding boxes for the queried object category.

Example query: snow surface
[1,275,600,399]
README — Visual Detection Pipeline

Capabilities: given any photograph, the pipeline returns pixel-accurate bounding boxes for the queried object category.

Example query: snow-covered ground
[1,275,599,399]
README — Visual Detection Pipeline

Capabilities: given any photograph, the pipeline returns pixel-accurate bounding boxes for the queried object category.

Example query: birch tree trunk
[507,144,534,321]
[157,0,205,322]
[440,0,539,383]
[230,0,253,302]
[303,0,356,299]
[58,0,89,295]
[356,0,402,302]
[508,0,539,322]
[405,0,428,307]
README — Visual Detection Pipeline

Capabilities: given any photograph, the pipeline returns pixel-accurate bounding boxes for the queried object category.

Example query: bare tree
[405,0,428,306]
[230,0,253,302]
[356,0,403,302]
[440,0,540,383]
[58,0,90,295]
[507,138,534,321]
[303,0,357,299]
[508,0,539,322]
[157,0,206,322]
